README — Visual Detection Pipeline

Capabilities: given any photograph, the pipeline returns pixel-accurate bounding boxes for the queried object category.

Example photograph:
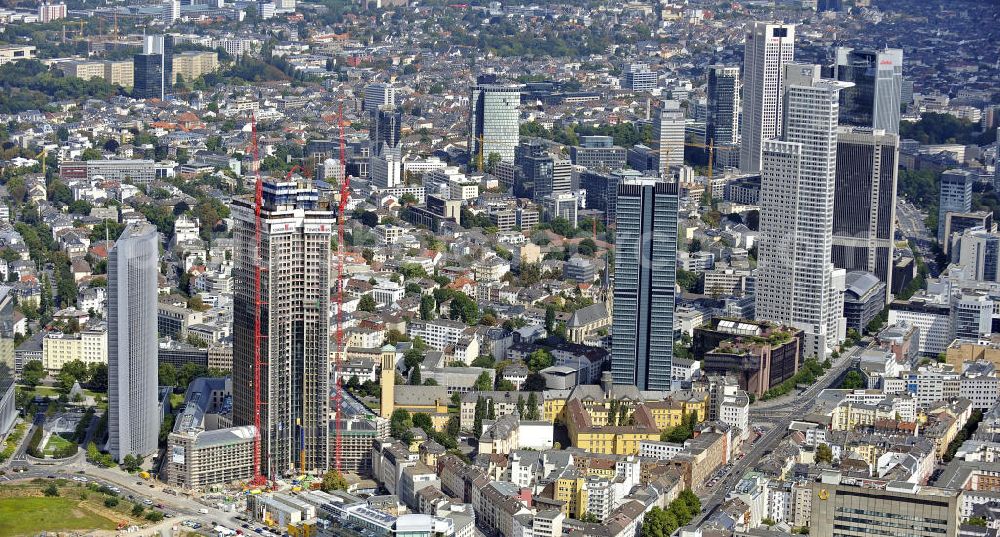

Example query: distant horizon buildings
[755,64,849,360]
[611,179,679,391]
[108,223,160,462]
[232,180,334,477]
[468,75,521,168]
[740,22,795,173]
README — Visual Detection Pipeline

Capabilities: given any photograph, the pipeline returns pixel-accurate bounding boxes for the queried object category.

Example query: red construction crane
[332,102,350,472]
[249,113,268,488]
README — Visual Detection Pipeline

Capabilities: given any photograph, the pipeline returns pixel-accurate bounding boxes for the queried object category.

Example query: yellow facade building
[42,329,107,372]
[172,51,219,84]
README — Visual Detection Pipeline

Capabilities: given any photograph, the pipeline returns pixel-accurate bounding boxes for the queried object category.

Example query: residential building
[59,159,157,185]
[108,223,160,462]
[38,2,66,22]
[232,180,333,477]
[888,296,953,356]
[172,51,218,84]
[42,328,108,372]
[611,180,678,390]
[740,22,795,173]
[755,64,849,359]
[832,127,899,298]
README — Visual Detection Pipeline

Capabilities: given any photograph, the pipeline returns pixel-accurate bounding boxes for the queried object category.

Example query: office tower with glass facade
[740,22,795,173]
[652,100,685,176]
[832,47,903,134]
[232,180,334,477]
[108,223,160,462]
[611,179,679,391]
[369,106,403,189]
[832,127,899,300]
[363,82,396,112]
[468,76,521,167]
[514,139,570,202]
[755,64,849,360]
[938,169,975,242]
[0,288,15,437]
[707,65,741,147]
[133,53,163,100]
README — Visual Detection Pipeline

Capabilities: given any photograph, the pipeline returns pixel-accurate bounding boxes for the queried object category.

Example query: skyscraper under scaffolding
[232,180,334,477]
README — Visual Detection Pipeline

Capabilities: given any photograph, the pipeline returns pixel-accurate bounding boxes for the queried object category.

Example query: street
[693,343,863,527]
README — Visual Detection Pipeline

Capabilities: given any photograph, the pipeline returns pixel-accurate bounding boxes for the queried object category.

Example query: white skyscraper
[108,223,160,462]
[740,22,795,173]
[652,100,685,176]
[755,64,850,360]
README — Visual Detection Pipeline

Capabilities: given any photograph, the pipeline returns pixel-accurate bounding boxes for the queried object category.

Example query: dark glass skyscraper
[832,47,903,134]
[706,65,741,147]
[832,127,899,300]
[369,105,402,156]
[133,34,174,100]
[133,53,163,100]
[611,180,678,391]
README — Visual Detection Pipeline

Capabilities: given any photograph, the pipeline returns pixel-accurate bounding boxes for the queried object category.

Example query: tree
[688,238,702,253]
[389,409,413,441]
[321,470,349,492]
[474,372,492,391]
[157,363,177,387]
[43,484,59,497]
[816,443,834,464]
[122,454,140,472]
[132,504,145,517]
[545,305,556,333]
[358,294,377,312]
[526,392,539,420]
[21,359,45,388]
[86,363,108,393]
[526,349,554,372]
[420,294,436,320]
[474,397,485,437]
[410,366,422,385]
[840,370,865,390]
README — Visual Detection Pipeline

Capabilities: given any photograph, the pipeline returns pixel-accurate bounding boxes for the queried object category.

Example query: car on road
[136,481,143,486]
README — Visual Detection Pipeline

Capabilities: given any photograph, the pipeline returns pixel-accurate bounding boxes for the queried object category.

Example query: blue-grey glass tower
[0,287,15,437]
[938,169,974,242]
[108,223,160,462]
[611,180,678,390]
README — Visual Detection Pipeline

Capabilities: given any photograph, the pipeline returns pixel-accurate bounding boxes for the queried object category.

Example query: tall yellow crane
[37,148,47,175]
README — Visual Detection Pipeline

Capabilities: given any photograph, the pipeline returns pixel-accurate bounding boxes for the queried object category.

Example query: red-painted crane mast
[250,113,268,488]
[332,102,350,472]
